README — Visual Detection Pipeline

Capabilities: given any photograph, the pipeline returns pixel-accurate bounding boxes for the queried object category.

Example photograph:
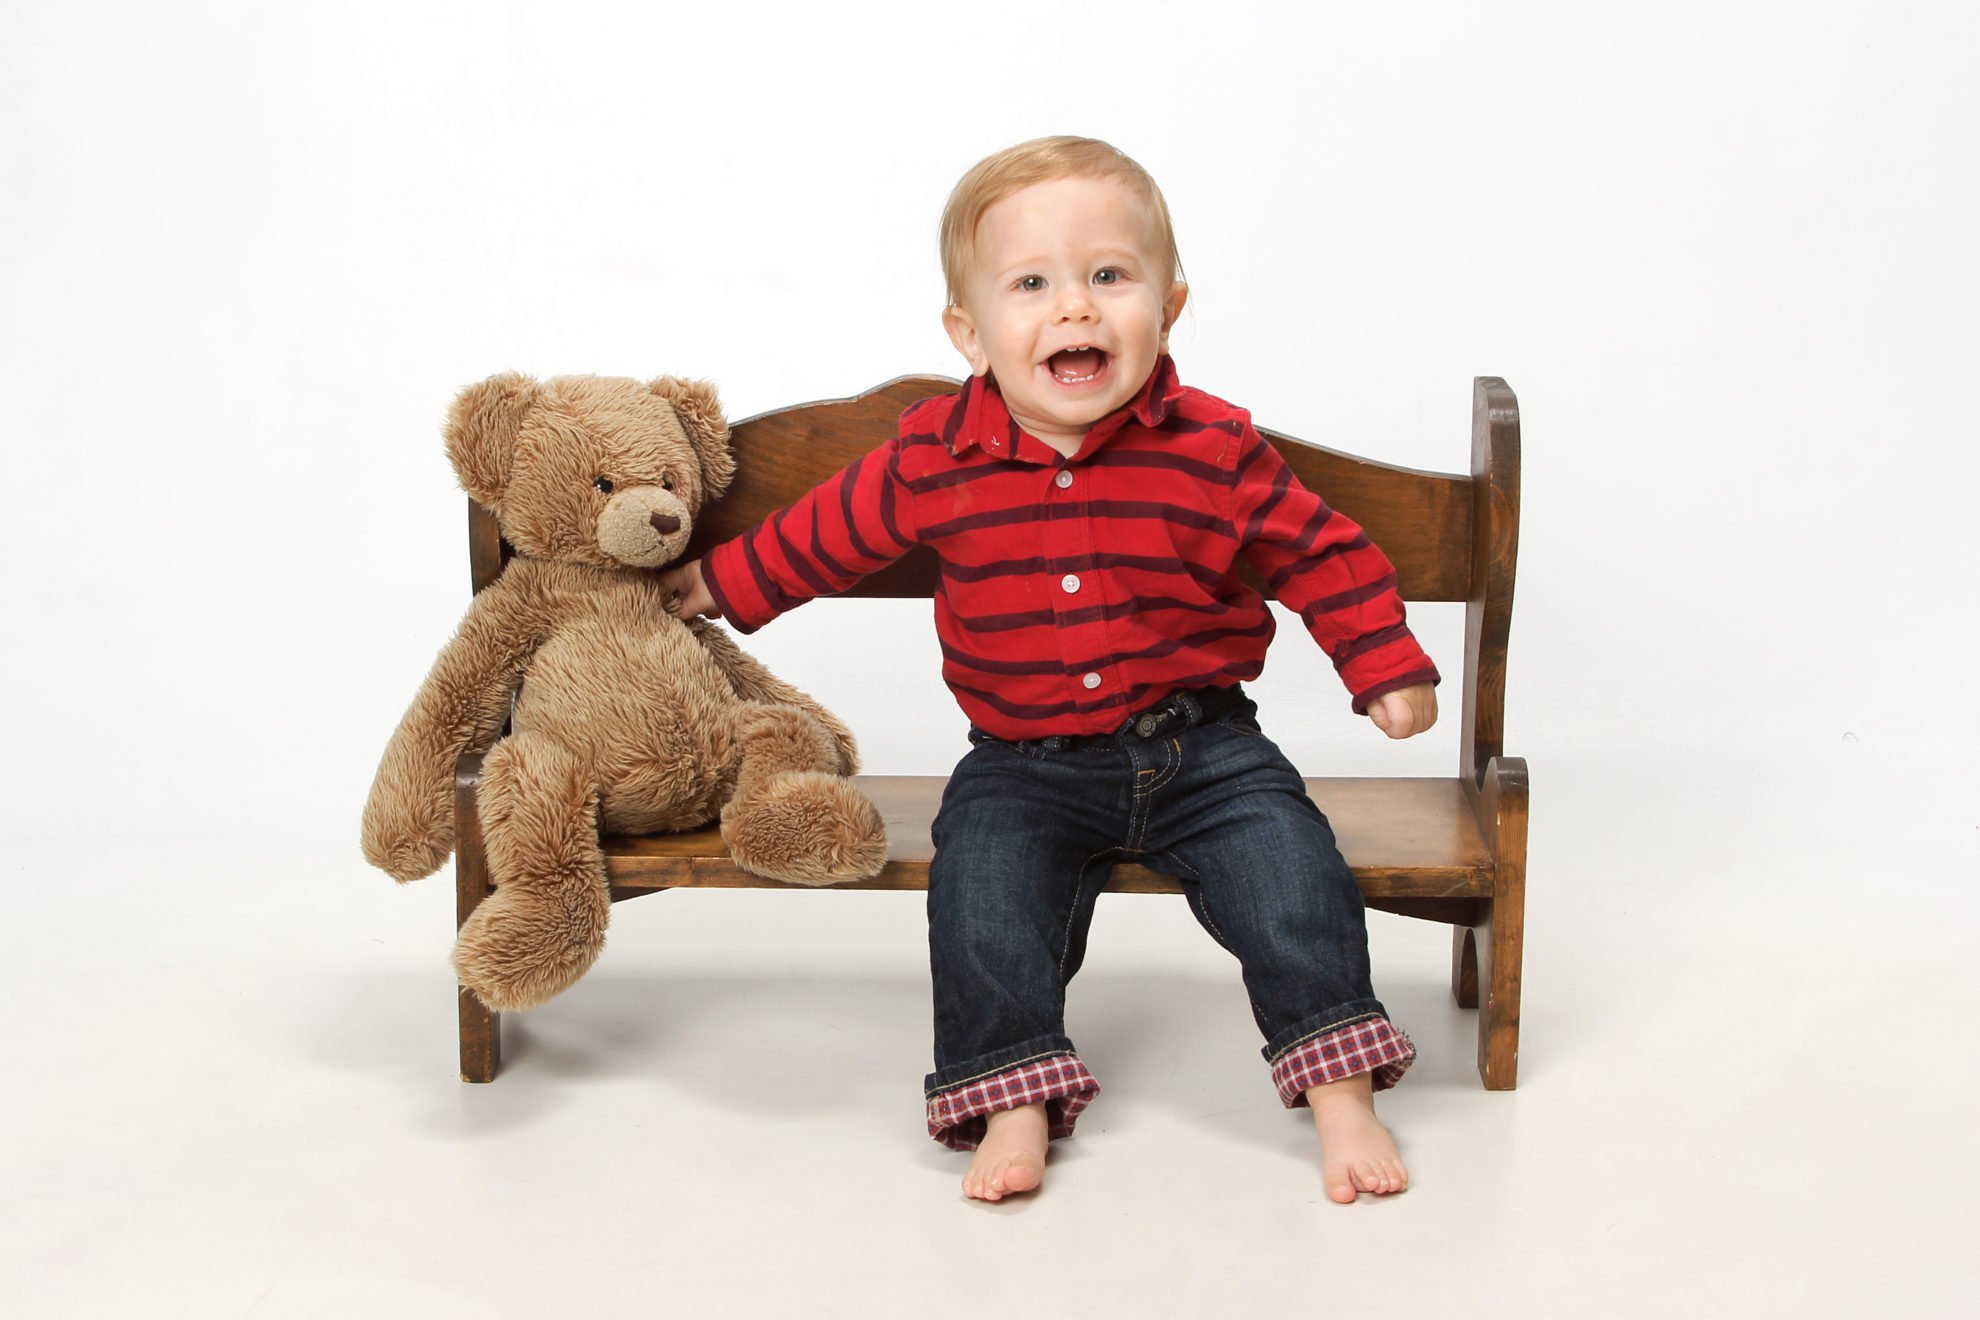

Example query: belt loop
[1176,691,1203,729]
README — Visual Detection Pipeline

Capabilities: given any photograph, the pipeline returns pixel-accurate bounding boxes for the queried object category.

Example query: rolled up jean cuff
[1270,1014,1416,1107]
[924,1051,1100,1151]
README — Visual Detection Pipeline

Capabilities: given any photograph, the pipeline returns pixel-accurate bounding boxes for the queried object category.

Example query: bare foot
[962,1102,1048,1202]
[1306,1074,1409,1203]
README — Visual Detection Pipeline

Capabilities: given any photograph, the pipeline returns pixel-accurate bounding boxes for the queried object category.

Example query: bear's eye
[661,475,675,492]
[593,477,614,494]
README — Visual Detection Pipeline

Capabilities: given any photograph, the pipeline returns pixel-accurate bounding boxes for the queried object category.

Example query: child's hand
[660,559,716,620]
[1367,684,1437,740]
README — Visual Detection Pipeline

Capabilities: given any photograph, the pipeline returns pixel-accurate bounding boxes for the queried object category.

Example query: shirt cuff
[1336,623,1440,714]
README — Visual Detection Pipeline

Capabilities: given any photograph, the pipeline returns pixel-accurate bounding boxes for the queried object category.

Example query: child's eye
[1093,268,1122,285]
[1016,275,1045,292]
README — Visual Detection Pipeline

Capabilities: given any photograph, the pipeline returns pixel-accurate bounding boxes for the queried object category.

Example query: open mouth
[1045,346,1111,385]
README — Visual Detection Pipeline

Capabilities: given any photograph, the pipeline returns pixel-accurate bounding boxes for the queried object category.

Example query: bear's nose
[649,512,682,536]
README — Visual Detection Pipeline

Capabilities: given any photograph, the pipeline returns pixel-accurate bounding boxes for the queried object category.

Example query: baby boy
[667,136,1438,1204]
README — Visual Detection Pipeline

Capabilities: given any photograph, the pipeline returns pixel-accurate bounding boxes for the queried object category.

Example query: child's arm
[1229,423,1441,731]
[664,439,919,633]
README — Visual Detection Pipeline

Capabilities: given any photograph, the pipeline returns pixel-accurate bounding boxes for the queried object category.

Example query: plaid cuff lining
[1271,1015,1416,1107]
[925,1053,1100,1151]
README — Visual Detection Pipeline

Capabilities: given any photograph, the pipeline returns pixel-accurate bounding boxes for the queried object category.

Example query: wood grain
[600,775,1492,897]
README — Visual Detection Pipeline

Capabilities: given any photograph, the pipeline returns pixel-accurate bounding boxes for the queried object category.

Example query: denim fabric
[923,684,1395,1099]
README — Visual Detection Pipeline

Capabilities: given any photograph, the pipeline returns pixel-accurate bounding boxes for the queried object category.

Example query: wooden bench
[452,376,1527,1089]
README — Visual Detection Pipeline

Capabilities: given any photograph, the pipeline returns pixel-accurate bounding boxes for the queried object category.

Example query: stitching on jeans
[1182,861,1234,948]
[1057,849,1114,980]
[927,1048,1077,1096]
[1265,1012,1384,1064]
[1146,736,1182,793]
[1127,743,1151,852]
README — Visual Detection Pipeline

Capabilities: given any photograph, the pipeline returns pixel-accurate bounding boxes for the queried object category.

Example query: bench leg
[1463,756,1527,1090]
[1470,894,1523,1090]
[454,751,502,1081]
[1450,926,1479,1009]
[460,986,500,1082]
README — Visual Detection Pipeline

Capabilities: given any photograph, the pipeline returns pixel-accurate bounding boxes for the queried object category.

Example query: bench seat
[598,775,1494,902]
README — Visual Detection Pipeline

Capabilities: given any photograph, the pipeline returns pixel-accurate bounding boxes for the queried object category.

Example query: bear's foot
[452,878,610,1012]
[722,772,888,887]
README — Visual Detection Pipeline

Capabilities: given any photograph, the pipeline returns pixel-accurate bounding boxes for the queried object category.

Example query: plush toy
[361,372,888,1011]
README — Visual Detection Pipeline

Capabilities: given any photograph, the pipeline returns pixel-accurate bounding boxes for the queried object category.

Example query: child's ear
[943,304,991,378]
[1158,281,1189,352]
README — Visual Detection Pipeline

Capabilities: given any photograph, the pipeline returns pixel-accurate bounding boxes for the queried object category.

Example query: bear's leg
[453,731,611,1011]
[722,704,888,886]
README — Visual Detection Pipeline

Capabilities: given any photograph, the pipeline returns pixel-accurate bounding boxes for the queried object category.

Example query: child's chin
[1059,388,1130,423]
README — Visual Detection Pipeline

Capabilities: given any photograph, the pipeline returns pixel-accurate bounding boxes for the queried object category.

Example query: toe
[1324,1164,1357,1204]
[1003,1156,1042,1195]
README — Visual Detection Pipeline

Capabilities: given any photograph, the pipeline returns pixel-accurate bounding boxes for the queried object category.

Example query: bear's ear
[445,371,540,509]
[648,375,736,501]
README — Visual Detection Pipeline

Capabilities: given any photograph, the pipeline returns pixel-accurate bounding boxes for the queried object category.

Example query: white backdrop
[6,4,1980,1312]
[2,0,1974,851]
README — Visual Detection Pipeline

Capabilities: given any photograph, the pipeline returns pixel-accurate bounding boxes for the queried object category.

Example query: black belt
[972,684,1248,752]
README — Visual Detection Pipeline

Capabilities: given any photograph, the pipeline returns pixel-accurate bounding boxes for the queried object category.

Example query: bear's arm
[360,581,550,881]
[688,619,861,775]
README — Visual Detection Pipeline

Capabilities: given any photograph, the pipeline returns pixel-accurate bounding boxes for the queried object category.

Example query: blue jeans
[923,685,1398,1110]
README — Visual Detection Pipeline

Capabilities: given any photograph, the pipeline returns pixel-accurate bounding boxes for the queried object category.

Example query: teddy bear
[361,371,888,1012]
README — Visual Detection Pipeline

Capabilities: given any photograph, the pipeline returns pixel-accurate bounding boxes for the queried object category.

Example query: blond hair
[939,136,1182,305]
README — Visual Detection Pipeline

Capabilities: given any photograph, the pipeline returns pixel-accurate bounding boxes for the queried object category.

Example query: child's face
[944,175,1188,450]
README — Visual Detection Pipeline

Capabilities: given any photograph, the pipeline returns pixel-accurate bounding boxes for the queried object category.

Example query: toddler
[665,136,1439,1204]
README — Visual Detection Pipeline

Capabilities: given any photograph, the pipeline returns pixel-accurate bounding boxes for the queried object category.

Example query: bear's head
[443,372,735,569]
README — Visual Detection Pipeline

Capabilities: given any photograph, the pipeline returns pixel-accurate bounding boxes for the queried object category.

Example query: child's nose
[1053,288,1097,321]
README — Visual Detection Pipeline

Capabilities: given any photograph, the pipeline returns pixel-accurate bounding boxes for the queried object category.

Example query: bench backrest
[467,375,1520,782]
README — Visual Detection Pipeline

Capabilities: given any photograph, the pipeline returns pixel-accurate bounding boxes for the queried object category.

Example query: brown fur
[362,372,886,1011]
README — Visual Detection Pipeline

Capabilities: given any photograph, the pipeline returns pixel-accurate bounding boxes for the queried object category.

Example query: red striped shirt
[703,356,1439,739]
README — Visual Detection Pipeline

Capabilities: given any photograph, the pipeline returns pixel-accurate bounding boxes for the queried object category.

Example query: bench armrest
[1465,755,1528,863]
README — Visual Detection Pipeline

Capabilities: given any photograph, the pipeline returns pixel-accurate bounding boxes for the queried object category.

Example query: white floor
[4,745,1974,1318]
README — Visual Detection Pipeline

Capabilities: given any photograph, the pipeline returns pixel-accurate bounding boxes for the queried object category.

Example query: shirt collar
[949,354,1184,460]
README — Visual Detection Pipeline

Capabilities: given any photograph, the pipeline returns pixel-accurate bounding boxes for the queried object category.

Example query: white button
[1061,574,1081,593]
[1055,470,1074,489]
[1082,672,1102,689]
